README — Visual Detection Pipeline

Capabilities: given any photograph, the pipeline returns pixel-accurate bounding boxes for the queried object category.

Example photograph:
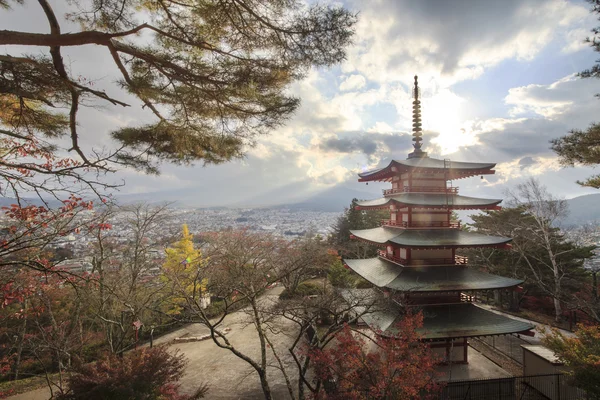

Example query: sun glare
[424,89,474,154]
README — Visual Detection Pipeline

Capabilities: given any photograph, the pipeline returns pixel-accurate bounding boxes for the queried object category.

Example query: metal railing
[382,186,459,196]
[442,374,589,400]
[381,219,460,229]
[377,251,468,266]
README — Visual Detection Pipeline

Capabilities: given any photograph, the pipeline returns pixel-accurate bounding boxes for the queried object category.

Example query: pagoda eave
[354,194,502,210]
[355,204,501,211]
[349,227,512,248]
[357,170,495,183]
[359,299,535,340]
[343,257,524,292]
[348,236,511,250]
[402,243,512,250]
[358,158,497,182]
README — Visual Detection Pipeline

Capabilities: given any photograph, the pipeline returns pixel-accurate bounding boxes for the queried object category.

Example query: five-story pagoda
[343,76,534,364]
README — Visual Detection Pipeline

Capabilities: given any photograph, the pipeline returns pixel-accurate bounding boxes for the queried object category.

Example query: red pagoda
[343,76,534,364]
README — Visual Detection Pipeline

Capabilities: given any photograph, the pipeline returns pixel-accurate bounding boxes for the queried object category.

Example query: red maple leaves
[308,313,442,400]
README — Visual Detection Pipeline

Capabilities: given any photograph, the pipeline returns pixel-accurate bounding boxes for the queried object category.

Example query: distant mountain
[564,193,600,227]
[230,180,318,208]
[282,185,380,212]
[5,191,598,223]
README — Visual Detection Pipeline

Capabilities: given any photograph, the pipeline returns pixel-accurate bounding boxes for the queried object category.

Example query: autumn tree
[308,314,441,400]
[161,224,208,317]
[0,267,102,394]
[0,196,98,272]
[161,229,376,400]
[551,0,600,188]
[543,324,600,398]
[274,287,383,399]
[163,229,283,399]
[57,346,207,400]
[0,0,356,200]
[83,203,175,354]
[278,234,333,296]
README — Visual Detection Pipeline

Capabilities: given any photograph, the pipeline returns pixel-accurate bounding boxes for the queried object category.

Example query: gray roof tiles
[362,301,534,339]
[350,227,511,247]
[356,193,502,208]
[343,257,523,292]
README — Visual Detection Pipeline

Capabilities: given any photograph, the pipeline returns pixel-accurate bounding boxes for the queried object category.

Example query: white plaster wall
[412,213,448,222]
[412,248,453,259]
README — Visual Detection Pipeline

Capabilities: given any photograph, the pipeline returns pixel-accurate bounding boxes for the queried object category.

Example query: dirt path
[169,285,298,399]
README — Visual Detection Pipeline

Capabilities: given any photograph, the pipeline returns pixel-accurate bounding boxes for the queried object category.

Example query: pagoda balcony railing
[382,186,459,196]
[378,250,468,266]
[377,250,404,264]
[381,220,460,229]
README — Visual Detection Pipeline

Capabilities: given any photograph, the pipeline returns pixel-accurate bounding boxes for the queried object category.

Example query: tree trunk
[553,296,562,323]
[552,262,562,322]
[12,300,27,380]
[258,370,273,400]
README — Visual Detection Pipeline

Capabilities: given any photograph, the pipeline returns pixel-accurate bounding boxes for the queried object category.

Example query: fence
[442,374,589,400]
[473,333,532,365]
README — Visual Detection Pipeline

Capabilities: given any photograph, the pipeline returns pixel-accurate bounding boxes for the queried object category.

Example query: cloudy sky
[3,0,600,207]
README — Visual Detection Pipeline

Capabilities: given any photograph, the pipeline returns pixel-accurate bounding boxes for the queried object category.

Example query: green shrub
[355,278,373,289]
[327,260,356,288]
[203,301,225,318]
[279,282,322,299]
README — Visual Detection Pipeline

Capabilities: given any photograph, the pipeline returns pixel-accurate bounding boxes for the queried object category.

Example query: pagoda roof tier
[343,257,523,292]
[353,296,534,339]
[350,226,511,248]
[355,193,501,210]
[358,157,496,182]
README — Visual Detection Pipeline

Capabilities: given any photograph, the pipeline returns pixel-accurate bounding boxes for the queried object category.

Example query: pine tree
[330,198,387,258]
[0,0,356,199]
[551,0,600,188]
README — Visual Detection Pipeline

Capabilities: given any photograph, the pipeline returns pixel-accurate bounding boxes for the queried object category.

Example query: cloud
[343,0,592,87]
[504,75,600,118]
[493,156,561,185]
[339,74,367,91]
[316,131,412,162]
[518,156,537,170]
[562,28,592,54]
[319,136,378,155]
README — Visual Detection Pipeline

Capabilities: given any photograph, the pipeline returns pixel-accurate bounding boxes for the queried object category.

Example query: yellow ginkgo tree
[162,224,209,315]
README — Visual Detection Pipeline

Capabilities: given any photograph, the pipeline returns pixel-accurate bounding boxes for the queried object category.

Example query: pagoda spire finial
[408,75,428,159]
